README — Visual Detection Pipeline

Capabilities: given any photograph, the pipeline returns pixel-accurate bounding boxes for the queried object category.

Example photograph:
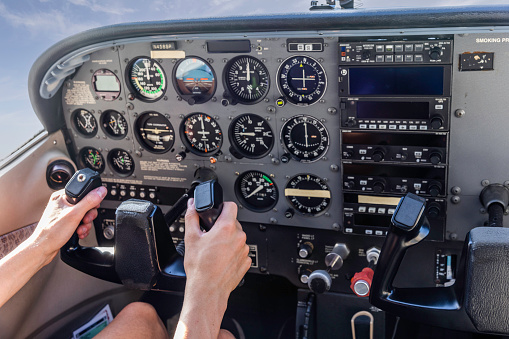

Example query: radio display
[349,67,444,95]
[357,101,429,119]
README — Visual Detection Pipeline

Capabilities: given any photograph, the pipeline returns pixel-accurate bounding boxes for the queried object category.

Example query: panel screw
[449,233,458,240]
[267,106,276,113]
[330,164,339,172]
[451,186,461,195]
[451,196,461,204]
[455,109,465,118]
[332,223,340,230]
[328,107,337,115]
[259,224,267,231]
[481,180,490,187]
[270,218,278,224]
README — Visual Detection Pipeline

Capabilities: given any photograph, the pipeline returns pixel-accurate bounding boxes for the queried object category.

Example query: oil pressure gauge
[108,149,134,176]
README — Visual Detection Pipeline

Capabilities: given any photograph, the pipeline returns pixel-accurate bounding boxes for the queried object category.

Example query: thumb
[185,198,202,241]
[73,186,107,215]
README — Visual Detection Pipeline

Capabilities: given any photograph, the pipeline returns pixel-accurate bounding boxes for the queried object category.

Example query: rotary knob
[429,46,442,60]
[428,182,442,197]
[362,50,371,60]
[325,243,350,270]
[429,152,442,165]
[372,149,385,162]
[307,270,332,294]
[430,116,444,129]
[427,202,441,218]
[175,151,187,162]
[372,181,385,194]
[299,242,314,259]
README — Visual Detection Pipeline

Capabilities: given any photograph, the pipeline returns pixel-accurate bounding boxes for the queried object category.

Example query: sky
[0,0,506,160]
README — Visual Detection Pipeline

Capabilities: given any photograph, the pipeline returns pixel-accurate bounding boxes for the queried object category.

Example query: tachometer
[281,115,329,163]
[235,171,278,212]
[135,112,175,154]
[79,147,105,173]
[108,149,134,176]
[277,55,326,106]
[173,57,216,104]
[229,113,274,159]
[224,56,270,104]
[101,110,128,139]
[128,57,166,101]
[72,109,97,138]
[285,174,331,216]
[180,113,222,155]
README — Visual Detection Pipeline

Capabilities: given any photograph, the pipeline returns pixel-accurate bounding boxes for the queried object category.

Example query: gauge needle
[146,65,150,80]
[246,185,264,198]
[200,116,205,131]
[238,132,256,136]
[246,61,250,82]
[304,122,309,148]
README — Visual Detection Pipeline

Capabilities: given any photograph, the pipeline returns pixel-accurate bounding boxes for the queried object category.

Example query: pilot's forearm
[0,236,47,308]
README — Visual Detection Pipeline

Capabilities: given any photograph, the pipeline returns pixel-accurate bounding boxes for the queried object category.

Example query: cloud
[68,0,135,16]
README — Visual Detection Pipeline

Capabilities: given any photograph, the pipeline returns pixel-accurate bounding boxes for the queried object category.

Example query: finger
[82,208,98,224]
[72,187,107,217]
[215,201,238,224]
[77,222,93,236]
[184,198,202,241]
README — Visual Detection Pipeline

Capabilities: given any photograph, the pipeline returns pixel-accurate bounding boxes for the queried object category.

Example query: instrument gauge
[79,147,105,173]
[180,113,222,155]
[224,56,270,104]
[108,149,134,176]
[235,171,278,212]
[135,112,175,154]
[128,57,166,101]
[285,174,331,216]
[281,115,329,163]
[277,55,327,106]
[101,110,128,139]
[173,57,216,104]
[72,109,97,138]
[92,69,121,101]
[229,113,274,159]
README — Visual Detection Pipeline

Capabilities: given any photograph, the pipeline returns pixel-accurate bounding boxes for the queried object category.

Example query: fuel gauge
[101,110,128,139]
[108,149,134,176]
[79,147,105,173]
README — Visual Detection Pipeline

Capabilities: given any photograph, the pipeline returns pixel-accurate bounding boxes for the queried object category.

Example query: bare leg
[95,302,169,339]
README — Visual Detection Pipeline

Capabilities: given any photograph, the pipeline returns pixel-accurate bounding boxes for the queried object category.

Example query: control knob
[325,243,350,270]
[351,268,374,297]
[307,270,332,294]
[345,118,357,127]
[372,181,385,194]
[372,148,385,162]
[299,242,314,259]
[429,152,442,165]
[427,202,441,218]
[429,46,442,60]
[345,181,355,189]
[103,225,115,240]
[175,151,187,162]
[428,181,442,197]
[362,50,371,60]
[430,116,444,129]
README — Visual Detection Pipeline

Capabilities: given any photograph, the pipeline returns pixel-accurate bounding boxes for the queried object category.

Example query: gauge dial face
[285,174,331,216]
[72,109,97,137]
[92,69,121,101]
[235,171,278,212]
[277,55,327,106]
[229,113,274,159]
[174,57,216,104]
[129,57,166,101]
[79,147,105,173]
[181,113,222,155]
[224,56,270,104]
[281,115,329,163]
[135,112,175,154]
[101,110,128,139]
[108,149,134,176]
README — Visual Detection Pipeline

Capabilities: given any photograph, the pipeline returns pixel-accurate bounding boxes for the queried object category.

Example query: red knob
[350,267,374,297]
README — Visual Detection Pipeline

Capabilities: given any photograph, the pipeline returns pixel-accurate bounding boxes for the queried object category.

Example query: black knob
[362,50,371,60]
[427,202,441,218]
[175,151,187,162]
[346,118,357,127]
[299,242,314,259]
[430,116,443,129]
[428,182,442,197]
[372,149,385,162]
[345,181,355,189]
[343,150,353,159]
[308,270,332,294]
[429,152,442,165]
[281,153,291,163]
[285,208,295,219]
[429,47,442,60]
[373,181,385,193]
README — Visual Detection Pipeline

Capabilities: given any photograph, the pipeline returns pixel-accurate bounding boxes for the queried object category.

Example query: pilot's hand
[28,186,107,266]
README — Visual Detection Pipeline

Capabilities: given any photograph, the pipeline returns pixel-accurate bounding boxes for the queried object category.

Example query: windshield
[0,0,505,160]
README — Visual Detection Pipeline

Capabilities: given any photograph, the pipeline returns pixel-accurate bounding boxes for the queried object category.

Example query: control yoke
[61,167,223,291]
[371,192,509,335]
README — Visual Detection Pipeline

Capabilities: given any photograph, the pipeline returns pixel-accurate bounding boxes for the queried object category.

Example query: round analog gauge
[229,114,274,159]
[277,55,327,106]
[128,57,166,101]
[173,57,216,104]
[72,109,97,137]
[108,149,134,176]
[135,112,175,154]
[79,147,105,173]
[224,55,270,104]
[92,69,121,101]
[285,174,331,216]
[181,113,223,155]
[235,171,278,212]
[101,110,128,139]
[281,115,329,163]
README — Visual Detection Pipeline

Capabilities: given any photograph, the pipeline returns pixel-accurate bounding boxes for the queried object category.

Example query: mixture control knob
[428,181,442,197]
[325,243,350,270]
[372,181,385,194]
[299,242,314,259]
[430,116,444,129]
[350,267,374,297]
[429,46,442,60]
[103,225,115,240]
[176,151,187,162]
[372,149,385,162]
[307,270,332,294]
[429,152,442,165]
